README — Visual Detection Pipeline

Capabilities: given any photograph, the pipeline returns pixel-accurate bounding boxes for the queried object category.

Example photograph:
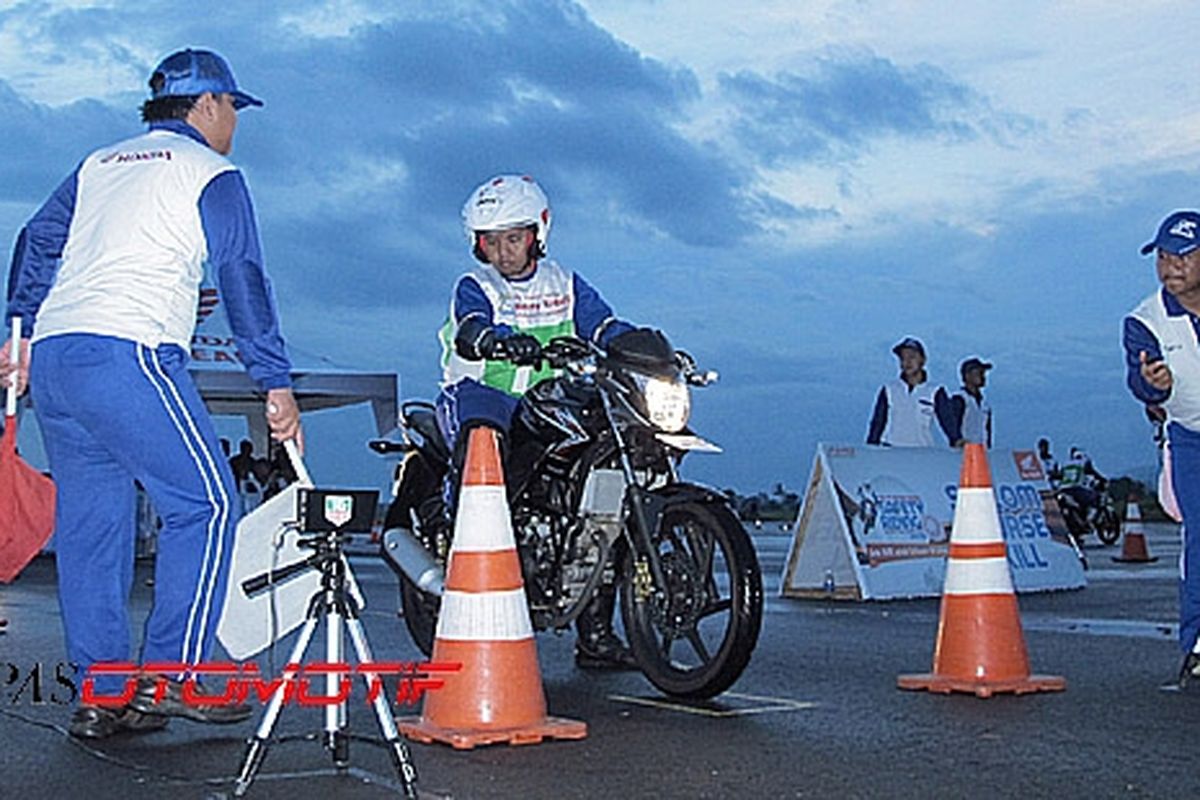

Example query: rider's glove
[504,333,542,367]
[454,316,500,361]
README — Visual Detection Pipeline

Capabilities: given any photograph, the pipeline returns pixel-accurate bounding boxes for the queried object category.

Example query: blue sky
[2,1,1198,493]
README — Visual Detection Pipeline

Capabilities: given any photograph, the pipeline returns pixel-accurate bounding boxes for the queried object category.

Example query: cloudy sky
[2,0,1197,493]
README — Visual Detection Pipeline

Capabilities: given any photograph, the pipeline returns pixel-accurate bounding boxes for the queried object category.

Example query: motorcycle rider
[1058,447,1106,526]
[437,173,638,669]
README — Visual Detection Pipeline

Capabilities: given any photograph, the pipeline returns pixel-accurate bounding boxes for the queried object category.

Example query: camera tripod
[232,488,418,799]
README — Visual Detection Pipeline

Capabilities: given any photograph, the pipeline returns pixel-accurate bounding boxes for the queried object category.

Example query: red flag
[0,414,56,582]
[1,314,56,582]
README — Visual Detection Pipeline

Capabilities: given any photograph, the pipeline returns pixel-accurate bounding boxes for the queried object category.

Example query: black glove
[454,316,500,360]
[503,333,542,367]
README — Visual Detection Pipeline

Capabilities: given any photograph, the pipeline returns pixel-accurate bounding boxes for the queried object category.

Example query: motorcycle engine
[515,509,612,629]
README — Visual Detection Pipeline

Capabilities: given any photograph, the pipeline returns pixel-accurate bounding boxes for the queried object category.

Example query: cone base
[1112,536,1157,563]
[897,672,1065,698]
[397,714,587,750]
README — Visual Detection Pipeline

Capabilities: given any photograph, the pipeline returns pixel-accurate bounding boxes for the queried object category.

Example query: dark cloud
[1,1,1181,490]
[0,0,779,315]
[0,81,129,203]
[244,1,760,247]
[720,49,1034,167]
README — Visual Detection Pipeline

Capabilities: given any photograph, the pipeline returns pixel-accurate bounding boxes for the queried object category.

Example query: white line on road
[608,691,817,717]
[1017,616,1176,640]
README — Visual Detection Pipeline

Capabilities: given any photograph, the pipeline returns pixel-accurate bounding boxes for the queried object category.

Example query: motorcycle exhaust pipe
[381,527,445,596]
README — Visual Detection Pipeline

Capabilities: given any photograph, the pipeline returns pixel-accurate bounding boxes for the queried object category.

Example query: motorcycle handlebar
[490,335,592,370]
[495,335,717,384]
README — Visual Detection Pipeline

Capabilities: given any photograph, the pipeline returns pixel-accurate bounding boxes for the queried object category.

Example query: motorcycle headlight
[631,372,690,432]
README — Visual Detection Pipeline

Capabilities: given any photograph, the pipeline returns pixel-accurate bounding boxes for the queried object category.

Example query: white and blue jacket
[5,119,291,390]
[866,375,954,447]
[439,259,631,396]
[944,389,992,447]
[1124,287,1200,432]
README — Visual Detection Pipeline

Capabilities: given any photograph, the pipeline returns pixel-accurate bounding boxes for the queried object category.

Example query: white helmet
[462,174,552,262]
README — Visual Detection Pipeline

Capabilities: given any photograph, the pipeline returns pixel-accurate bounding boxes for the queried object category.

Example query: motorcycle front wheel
[1096,507,1122,546]
[620,496,763,699]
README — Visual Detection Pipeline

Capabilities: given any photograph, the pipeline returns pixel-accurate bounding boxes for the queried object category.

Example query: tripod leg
[346,617,419,800]
[324,604,350,768]
[233,616,320,798]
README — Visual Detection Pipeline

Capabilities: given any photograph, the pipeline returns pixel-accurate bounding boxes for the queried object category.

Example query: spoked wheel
[620,497,763,699]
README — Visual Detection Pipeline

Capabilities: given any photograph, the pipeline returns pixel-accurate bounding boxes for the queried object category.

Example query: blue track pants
[30,334,238,692]
[1169,422,1200,653]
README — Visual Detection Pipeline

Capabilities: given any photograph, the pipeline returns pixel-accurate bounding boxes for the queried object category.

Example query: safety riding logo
[324,495,354,527]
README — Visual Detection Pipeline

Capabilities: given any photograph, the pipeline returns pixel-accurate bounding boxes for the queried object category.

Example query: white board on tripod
[217,482,366,661]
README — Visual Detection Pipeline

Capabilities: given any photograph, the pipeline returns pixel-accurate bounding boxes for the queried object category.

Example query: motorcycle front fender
[621,481,742,576]
[655,433,722,453]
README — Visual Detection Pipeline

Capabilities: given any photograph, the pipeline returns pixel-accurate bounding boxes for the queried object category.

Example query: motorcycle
[1052,474,1121,547]
[369,329,763,699]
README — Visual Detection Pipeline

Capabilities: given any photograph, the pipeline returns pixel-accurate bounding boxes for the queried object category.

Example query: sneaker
[68,705,170,740]
[128,675,253,724]
[1161,652,1200,692]
[575,633,639,671]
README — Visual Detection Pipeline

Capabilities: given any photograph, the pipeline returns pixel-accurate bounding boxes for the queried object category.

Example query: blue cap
[892,336,925,357]
[150,48,262,110]
[960,357,992,375]
[1140,210,1200,256]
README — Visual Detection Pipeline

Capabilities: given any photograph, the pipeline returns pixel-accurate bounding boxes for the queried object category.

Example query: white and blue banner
[781,444,1086,600]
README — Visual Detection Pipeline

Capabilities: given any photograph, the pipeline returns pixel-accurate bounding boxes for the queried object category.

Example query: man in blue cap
[944,357,993,448]
[0,48,302,738]
[866,336,953,447]
[1123,209,1200,690]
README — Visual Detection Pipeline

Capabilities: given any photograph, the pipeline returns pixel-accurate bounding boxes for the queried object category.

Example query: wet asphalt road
[1,521,1196,799]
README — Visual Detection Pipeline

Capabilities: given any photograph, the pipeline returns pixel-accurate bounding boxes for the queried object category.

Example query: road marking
[1022,616,1177,640]
[1086,568,1177,581]
[608,691,816,717]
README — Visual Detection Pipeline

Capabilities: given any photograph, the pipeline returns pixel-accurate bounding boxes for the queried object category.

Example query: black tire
[383,450,448,657]
[1096,507,1121,546]
[399,570,439,657]
[620,497,763,699]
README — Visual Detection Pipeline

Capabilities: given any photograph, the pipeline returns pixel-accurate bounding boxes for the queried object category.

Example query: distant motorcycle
[370,330,763,699]
[1052,473,1121,546]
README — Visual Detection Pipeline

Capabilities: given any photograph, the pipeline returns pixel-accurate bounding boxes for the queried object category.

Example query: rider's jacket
[440,259,629,396]
[1059,458,1087,487]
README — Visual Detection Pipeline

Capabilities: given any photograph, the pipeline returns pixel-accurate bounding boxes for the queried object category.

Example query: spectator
[1037,437,1060,486]
[866,336,953,447]
[229,438,264,512]
[945,357,993,448]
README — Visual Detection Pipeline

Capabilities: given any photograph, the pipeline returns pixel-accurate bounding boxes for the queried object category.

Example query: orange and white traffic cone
[397,427,587,748]
[898,444,1065,697]
[1112,497,1158,563]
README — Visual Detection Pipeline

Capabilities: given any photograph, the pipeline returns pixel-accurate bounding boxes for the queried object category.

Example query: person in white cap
[866,336,953,447]
[944,357,993,448]
[1123,209,1200,690]
[1,48,300,738]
